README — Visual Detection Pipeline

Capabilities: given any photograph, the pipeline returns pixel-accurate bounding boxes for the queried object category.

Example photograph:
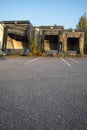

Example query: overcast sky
[0,0,87,29]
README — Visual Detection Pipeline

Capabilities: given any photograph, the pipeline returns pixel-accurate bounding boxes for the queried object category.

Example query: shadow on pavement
[0,56,6,60]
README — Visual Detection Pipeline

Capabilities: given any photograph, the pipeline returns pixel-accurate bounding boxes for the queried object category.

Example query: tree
[76,13,87,53]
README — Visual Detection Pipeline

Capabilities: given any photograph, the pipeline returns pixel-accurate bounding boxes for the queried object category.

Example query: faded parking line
[24,57,42,65]
[68,58,80,63]
[60,57,71,67]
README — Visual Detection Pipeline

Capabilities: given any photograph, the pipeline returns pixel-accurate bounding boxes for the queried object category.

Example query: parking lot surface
[0,56,87,130]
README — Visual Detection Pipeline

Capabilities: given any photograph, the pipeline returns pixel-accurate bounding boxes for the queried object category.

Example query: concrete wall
[44,40,50,51]
[6,36,23,49]
[0,24,4,49]
[79,33,84,55]
[62,31,84,55]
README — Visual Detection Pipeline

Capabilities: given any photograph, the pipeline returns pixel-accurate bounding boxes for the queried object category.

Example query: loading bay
[0,56,87,130]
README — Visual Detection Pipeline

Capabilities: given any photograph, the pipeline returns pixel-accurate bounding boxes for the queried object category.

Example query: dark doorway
[67,38,79,53]
[44,35,58,50]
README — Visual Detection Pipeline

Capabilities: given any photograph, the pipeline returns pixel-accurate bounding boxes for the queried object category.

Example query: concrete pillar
[79,38,84,55]
[63,34,67,55]
[0,24,4,50]
[79,34,84,56]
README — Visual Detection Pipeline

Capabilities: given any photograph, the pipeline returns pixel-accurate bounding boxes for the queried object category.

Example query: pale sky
[0,0,87,29]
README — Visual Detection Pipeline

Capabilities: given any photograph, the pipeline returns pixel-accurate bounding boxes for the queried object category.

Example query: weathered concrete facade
[61,30,84,56]
[0,20,84,56]
[0,24,4,50]
[34,26,84,56]
[0,20,33,55]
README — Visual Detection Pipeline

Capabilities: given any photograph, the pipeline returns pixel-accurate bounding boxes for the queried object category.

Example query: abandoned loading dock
[0,20,84,56]
[0,20,33,55]
[34,26,84,56]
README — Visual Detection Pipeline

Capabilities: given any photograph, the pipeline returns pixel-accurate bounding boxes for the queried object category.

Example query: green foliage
[76,13,87,53]
[29,28,43,56]
[76,14,87,30]
[29,37,42,56]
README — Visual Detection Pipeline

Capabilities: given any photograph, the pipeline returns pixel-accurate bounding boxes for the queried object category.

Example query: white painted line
[24,57,42,65]
[60,57,71,67]
[69,58,80,63]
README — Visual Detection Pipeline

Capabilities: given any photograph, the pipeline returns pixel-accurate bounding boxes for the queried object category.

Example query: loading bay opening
[67,38,80,54]
[8,33,29,49]
[44,35,58,50]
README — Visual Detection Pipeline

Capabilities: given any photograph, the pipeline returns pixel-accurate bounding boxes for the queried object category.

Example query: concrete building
[0,20,84,56]
[34,26,84,56]
[0,20,33,55]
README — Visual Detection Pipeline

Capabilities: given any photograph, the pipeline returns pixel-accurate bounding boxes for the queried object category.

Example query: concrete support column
[0,24,4,50]
[63,35,67,55]
[79,35,84,56]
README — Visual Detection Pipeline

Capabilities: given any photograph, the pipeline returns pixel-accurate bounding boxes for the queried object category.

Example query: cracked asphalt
[0,56,87,130]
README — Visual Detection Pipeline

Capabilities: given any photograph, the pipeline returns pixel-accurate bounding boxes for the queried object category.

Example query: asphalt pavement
[0,56,87,130]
